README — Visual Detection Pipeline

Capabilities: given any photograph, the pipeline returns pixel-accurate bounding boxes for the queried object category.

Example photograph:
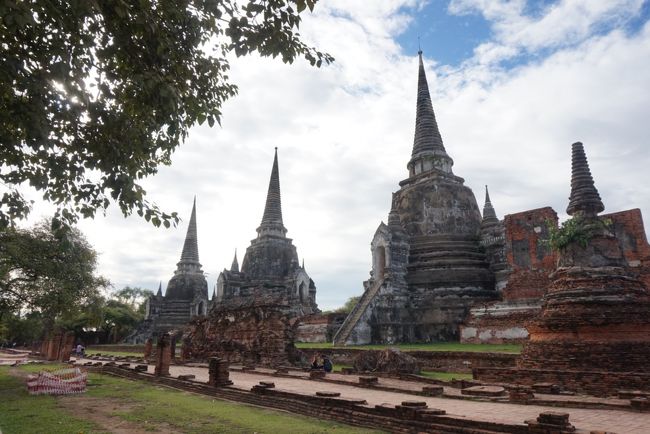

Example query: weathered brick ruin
[183,150,317,365]
[126,199,209,343]
[475,142,650,395]
[518,142,650,373]
[183,294,303,365]
[40,330,75,362]
[461,207,558,343]
[154,332,172,376]
[295,312,346,343]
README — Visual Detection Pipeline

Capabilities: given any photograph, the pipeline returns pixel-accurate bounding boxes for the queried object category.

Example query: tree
[56,287,149,344]
[333,296,361,314]
[0,220,108,329]
[0,0,333,229]
[115,286,153,311]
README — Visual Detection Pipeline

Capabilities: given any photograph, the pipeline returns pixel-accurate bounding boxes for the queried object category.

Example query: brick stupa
[518,142,650,373]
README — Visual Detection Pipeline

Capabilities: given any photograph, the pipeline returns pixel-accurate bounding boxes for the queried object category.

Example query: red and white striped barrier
[26,367,87,395]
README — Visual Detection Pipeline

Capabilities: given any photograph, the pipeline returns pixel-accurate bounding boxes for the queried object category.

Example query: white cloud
[450,0,646,65]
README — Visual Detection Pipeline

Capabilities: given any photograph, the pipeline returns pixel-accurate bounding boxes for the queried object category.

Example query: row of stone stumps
[40,331,75,362]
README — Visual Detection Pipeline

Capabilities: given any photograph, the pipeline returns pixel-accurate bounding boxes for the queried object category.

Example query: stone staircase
[154,300,192,330]
[332,278,384,345]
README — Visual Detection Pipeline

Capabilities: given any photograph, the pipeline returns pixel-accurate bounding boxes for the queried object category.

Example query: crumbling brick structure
[154,333,171,376]
[40,331,75,362]
[518,143,650,375]
[461,208,558,344]
[476,143,650,394]
[208,357,233,387]
[184,295,303,366]
[143,338,153,362]
[183,150,317,365]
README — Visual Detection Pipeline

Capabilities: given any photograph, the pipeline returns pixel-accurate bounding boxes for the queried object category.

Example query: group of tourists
[310,354,333,372]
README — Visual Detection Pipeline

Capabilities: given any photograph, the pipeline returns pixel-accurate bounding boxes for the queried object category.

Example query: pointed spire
[408,51,453,176]
[301,258,305,270]
[413,50,445,155]
[482,185,499,225]
[211,286,216,301]
[177,197,202,272]
[230,249,239,273]
[156,281,163,297]
[257,148,287,237]
[566,142,604,217]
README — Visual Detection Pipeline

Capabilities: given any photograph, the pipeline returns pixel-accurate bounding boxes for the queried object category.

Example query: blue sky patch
[396,0,491,66]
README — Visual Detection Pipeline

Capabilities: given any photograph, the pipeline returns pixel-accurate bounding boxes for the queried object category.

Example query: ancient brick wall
[474,367,650,397]
[460,307,533,344]
[300,348,517,373]
[296,313,345,343]
[59,332,75,362]
[460,208,558,344]
[97,365,545,434]
[46,332,62,361]
[502,207,557,301]
[154,334,171,376]
[606,208,650,288]
[183,298,302,366]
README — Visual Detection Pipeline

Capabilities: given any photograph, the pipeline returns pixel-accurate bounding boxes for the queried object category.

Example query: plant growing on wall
[545,217,612,251]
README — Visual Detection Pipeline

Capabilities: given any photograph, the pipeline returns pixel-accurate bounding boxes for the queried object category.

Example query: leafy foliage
[3,287,149,345]
[332,295,360,314]
[546,216,612,251]
[115,286,153,314]
[0,220,108,324]
[0,0,333,229]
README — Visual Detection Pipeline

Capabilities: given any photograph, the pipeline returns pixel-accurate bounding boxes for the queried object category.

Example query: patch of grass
[295,342,522,354]
[332,364,351,372]
[0,366,101,434]
[15,362,68,373]
[419,371,473,381]
[86,349,143,357]
[296,342,335,349]
[83,370,383,433]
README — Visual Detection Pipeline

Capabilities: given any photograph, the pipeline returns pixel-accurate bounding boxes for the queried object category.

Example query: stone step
[410,234,480,243]
[333,278,384,345]
[411,251,487,261]
[159,305,191,313]
[407,258,491,269]
[409,241,481,251]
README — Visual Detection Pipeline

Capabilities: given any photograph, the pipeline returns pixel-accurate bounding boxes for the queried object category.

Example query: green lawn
[296,342,522,353]
[333,364,351,372]
[420,370,473,381]
[0,365,384,434]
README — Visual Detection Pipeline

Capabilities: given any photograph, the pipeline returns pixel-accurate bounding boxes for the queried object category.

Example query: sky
[23,0,650,310]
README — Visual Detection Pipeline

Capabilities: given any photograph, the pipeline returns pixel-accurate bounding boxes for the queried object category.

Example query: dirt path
[0,349,29,366]
[58,396,182,434]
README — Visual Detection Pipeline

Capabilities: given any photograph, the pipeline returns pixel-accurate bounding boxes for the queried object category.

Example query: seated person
[322,356,333,373]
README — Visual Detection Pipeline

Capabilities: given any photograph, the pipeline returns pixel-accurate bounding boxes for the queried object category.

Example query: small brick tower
[518,142,650,373]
